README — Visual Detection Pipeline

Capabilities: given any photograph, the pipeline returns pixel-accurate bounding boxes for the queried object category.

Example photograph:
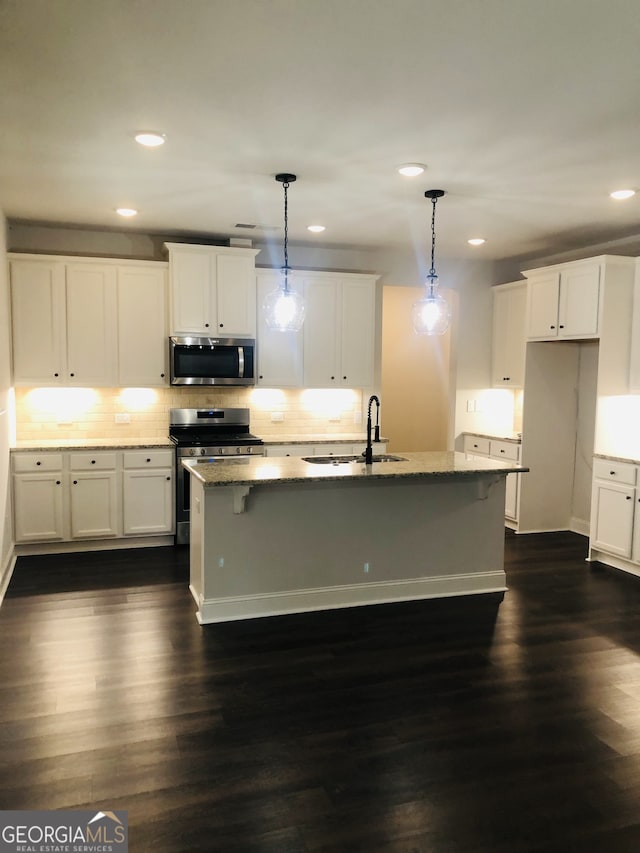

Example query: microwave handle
[238,346,245,378]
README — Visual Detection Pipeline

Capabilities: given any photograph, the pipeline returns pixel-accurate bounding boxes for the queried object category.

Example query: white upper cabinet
[10,256,118,386]
[256,271,303,387]
[525,260,600,340]
[10,258,66,385]
[491,281,526,387]
[117,265,168,386]
[165,243,259,337]
[302,273,378,388]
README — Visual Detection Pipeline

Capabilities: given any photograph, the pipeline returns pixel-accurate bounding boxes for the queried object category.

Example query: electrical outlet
[466,399,476,413]
[115,413,130,424]
[364,562,370,574]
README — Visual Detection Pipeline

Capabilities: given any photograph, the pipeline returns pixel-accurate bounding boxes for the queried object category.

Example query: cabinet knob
[343,375,347,380]
[205,322,210,328]
[73,480,78,485]
[91,459,96,464]
[36,461,41,466]
[259,375,263,379]
[54,372,59,377]
[610,470,616,475]
[331,376,335,380]
[56,480,61,485]
[166,476,171,481]
[627,495,632,500]
[549,325,555,330]
[146,458,151,463]
[161,373,165,378]
[219,323,224,328]
[503,376,510,381]
[559,324,564,329]
[500,449,505,454]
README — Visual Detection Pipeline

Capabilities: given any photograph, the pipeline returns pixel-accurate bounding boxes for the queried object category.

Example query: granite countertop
[12,438,174,451]
[594,452,640,465]
[463,431,522,443]
[183,450,527,488]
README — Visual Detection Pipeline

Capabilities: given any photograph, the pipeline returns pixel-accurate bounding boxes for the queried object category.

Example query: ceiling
[2,0,640,263]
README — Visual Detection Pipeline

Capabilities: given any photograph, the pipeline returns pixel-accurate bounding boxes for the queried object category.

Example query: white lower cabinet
[463,434,521,522]
[590,459,639,563]
[13,464,65,543]
[122,450,174,535]
[13,447,174,546]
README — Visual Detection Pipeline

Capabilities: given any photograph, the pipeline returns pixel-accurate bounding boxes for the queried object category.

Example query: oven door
[170,336,255,386]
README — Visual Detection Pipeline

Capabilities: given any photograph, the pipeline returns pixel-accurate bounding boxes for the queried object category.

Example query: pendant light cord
[429,195,437,285]
[282,179,290,293]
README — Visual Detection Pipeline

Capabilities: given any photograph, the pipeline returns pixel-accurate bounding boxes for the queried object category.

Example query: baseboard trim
[193,571,507,624]
[0,547,17,608]
[588,548,640,579]
[14,535,175,557]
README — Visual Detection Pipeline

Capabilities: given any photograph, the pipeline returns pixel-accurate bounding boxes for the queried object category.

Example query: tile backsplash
[14,386,366,441]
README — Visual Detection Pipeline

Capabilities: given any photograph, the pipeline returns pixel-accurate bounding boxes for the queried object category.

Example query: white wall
[0,211,14,594]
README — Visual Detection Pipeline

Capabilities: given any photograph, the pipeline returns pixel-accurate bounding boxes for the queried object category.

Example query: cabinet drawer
[13,453,63,472]
[463,436,490,456]
[123,449,174,469]
[490,440,520,462]
[69,452,118,471]
[593,458,637,485]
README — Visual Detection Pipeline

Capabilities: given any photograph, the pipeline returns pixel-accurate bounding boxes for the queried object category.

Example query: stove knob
[189,448,197,457]
[247,446,253,455]
[236,446,242,454]
[218,447,224,456]
[201,448,207,456]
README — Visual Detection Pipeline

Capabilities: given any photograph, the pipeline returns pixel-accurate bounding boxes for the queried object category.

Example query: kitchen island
[184,451,526,624]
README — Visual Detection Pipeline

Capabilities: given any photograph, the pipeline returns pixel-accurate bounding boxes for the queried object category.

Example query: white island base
[188,459,511,624]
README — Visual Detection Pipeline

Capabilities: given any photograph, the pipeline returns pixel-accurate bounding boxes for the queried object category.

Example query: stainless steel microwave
[169,336,256,386]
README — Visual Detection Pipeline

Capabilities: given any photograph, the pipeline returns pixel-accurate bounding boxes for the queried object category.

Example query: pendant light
[264,173,305,332]
[412,189,451,336]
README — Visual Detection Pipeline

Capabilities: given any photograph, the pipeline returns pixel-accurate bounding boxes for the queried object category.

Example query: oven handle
[238,346,245,378]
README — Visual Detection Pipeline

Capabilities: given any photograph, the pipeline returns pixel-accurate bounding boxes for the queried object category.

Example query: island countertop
[183,450,526,487]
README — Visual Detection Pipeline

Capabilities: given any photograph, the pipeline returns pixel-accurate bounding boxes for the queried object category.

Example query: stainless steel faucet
[364,395,380,464]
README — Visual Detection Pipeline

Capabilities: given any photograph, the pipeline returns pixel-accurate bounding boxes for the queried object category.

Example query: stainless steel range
[169,408,265,544]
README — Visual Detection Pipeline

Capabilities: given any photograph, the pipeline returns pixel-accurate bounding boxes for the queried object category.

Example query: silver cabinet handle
[238,347,245,378]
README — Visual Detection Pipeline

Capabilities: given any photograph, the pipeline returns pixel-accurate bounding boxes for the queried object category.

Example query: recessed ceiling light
[468,237,486,246]
[307,225,326,233]
[610,189,635,200]
[116,208,138,217]
[134,131,166,147]
[398,163,426,177]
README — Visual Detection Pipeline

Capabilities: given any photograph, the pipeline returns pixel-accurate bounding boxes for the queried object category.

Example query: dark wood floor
[2,532,640,852]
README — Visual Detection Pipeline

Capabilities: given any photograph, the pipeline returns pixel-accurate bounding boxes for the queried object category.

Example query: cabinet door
[590,480,634,558]
[10,259,66,384]
[559,264,600,338]
[216,254,256,336]
[123,469,174,535]
[169,249,212,334]
[341,280,375,387]
[492,283,526,386]
[505,472,519,520]
[303,279,340,387]
[70,471,119,538]
[117,266,168,386]
[256,274,303,386]
[66,264,117,385]
[13,473,65,542]
[527,273,560,339]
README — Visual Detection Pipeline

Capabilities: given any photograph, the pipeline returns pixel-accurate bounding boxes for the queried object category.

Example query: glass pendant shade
[412,275,451,336]
[263,273,305,332]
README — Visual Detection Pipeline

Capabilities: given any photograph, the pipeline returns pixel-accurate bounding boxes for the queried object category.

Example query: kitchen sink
[302,454,408,465]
